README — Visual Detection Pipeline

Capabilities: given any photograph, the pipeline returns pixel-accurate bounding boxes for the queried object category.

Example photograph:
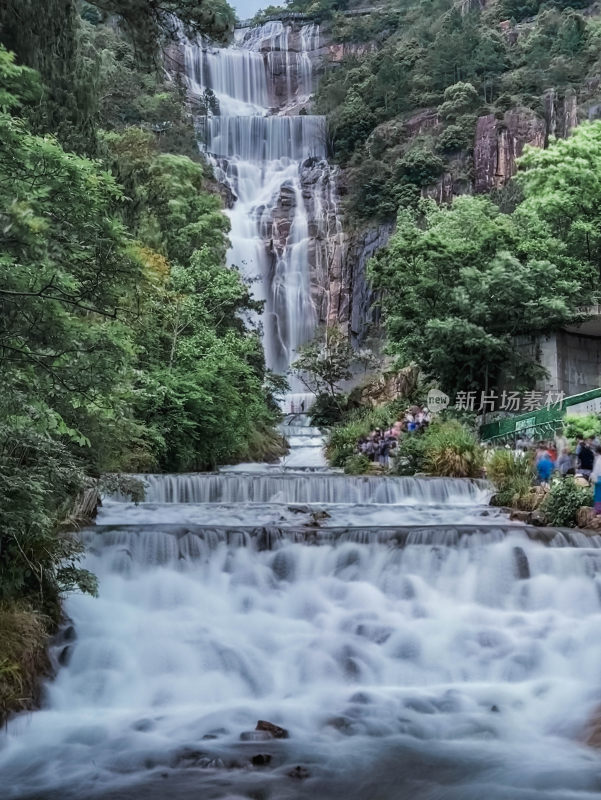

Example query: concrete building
[517,306,601,396]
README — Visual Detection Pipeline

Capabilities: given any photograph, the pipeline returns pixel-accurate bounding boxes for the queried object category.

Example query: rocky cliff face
[170,19,596,352]
[262,153,390,346]
[421,92,581,200]
[473,107,547,193]
[302,156,393,346]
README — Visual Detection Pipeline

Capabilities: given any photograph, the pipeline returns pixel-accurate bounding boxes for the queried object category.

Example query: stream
[3,420,601,798]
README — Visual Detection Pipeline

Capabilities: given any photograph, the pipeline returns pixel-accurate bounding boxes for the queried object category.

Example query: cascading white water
[114,473,491,505]
[4,424,601,799]
[4,463,601,798]
[183,22,326,390]
[4,21,601,800]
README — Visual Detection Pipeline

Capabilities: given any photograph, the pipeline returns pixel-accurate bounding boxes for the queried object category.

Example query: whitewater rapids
[2,424,601,798]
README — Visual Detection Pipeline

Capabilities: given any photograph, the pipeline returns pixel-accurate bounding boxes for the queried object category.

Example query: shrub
[423,420,484,478]
[563,414,601,441]
[310,392,349,427]
[487,449,534,507]
[0,427,98,620]
[0,604,50,724]
[390,433,425,475]
[393,420,483,477]
[437,124,468,153]
[395,148,445,187]
[344,454,371,475]
[542,477,593,527]
[437,82,479,121]
[326,419,365,467]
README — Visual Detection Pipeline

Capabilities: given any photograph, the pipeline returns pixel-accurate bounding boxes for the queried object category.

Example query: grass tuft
[0,604,50,724]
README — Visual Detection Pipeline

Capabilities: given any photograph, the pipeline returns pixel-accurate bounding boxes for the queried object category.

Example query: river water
[3,20,601,800]
[3,421,601,798]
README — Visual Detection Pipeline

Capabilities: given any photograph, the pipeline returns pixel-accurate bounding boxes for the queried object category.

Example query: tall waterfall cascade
[3,21,601,800]
[184,22,343,409]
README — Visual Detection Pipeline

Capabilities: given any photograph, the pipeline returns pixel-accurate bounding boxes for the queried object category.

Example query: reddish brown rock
[256,719,289,739]
[473,107,546,193]
[576,506,601,530]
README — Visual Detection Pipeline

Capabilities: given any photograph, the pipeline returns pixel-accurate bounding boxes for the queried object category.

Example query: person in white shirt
[554,428,568,459]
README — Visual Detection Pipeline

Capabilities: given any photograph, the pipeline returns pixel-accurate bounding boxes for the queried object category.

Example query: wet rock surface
[256,720,289,739]
[288,765,311,779]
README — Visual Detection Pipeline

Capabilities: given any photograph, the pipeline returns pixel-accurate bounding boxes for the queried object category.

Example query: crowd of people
[515,429,601,511]
[356,406,431,466]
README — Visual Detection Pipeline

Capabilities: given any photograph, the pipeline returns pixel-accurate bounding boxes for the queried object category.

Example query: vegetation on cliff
[369,123,600,394]
[313,0,601,221]
[0,0,284,720]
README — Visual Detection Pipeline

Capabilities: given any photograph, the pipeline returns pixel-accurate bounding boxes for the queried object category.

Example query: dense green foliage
[392,420,483,477]
[370,123,601,394]
[542,477,593,526]
[421,421,484,478]
[517,124,601,281]
[563,414,601,440]
[314,0,601,220]
[326,402,481,478]
[293,326,354,401]
[0,1,234,153]
[343,453,371,474]
[0,0,282,707]
[487,449,535,507]
[391,433,427,476]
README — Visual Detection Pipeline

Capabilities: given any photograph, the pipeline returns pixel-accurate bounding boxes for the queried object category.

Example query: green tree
[292,327,353,402]
[437,82,480,121]
[103,128,278,470]
[0,0,235,150]
[0,46,128,617]
[329,87,376,163]
[0,49,141,452]
[516,121,601,282]
[369,195,589,395]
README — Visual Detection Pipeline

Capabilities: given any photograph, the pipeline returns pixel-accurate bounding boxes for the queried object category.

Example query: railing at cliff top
[480,387,601,443]
[234,7,389,28]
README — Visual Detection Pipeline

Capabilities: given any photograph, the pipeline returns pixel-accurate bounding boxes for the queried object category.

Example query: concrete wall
[517,331,601,395]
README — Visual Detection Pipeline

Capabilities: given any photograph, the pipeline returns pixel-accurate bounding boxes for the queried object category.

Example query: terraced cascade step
[108,473,492,506]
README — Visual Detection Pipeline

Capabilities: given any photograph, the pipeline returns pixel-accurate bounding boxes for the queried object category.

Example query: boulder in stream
[256,719,289,738]
[288,765,310,779]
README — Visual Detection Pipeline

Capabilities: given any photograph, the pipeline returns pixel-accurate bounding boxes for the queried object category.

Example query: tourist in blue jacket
[536,451,554,487]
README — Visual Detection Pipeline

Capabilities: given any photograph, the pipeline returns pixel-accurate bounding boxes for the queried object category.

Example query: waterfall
[4,21,601,800]
[183,22,326,385]
[109,473,491,505]
[4,455,601,798]
[4,421,601,799]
